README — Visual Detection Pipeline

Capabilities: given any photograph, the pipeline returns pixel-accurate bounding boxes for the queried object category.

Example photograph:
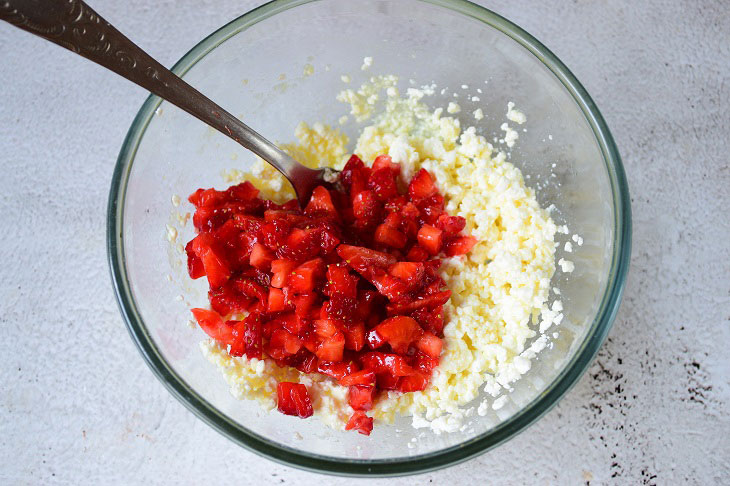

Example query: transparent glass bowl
[108,0,630,476]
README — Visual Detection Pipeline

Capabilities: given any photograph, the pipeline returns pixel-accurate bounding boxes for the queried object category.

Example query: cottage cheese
[202,73,560,433]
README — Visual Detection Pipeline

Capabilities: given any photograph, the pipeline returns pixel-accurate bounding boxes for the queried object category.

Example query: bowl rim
[107,0,631,476]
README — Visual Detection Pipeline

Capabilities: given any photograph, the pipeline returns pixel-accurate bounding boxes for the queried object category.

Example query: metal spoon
[0,0,335,207]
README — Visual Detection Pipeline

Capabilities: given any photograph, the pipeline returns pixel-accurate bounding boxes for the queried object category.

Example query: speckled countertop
[1,1,728,484]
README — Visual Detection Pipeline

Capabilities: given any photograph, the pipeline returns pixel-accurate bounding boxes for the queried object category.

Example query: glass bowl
[108,0,631,476]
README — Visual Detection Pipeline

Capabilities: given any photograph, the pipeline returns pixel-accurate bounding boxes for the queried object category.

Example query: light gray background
[1,1,728,484]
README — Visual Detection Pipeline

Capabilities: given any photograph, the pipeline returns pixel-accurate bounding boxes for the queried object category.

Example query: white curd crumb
[165,224,177,242]
[338,115,348,125]
[461,84,468,89]
[492,396,508,410]
[572,234,584,246]
[361,56,373,71]
[171,194,181,207]
[473,108,484,120]
[471,96,480,102]
[506,102,527,124]
[564,241,573,252]
[340,74,351,83]
[447,102,461,114]
[386,86,398,97]
[500,122,519,148]
[303,63,314,77]
[558,258,575,273]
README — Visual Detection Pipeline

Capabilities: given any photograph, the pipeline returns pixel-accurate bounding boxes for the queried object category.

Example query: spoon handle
[0,0,318,191]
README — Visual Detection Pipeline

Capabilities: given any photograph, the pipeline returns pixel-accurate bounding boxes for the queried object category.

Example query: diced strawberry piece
[342,322,366,351]
[270,259,297,288]
[444,235,478,256]
[374,224,407,249]
[317,360,359,380]
[408,168,437,200]
[389,262,425,287]
[405,245,429,262]
[356,290,382,321]
[352,190,382,222]
[209,284,252,316]
[242,312,263,359]
[374,316,423,354]
[288,350,319,374]
[289,258,325,294]
[397,372,430,392]
[384,195,408,213]
[291,293,317,319]
[325,294,357,321]
[279,312,307,335]
[372,154,399,172]
[185,240,205,279]
[417,225,443,255]
[319,226,341,255]
[340,154,365,188]
[232,278,267,303]
[227,180,260,202]
[191,233,231,289]
[260,219,291,251]
[366,328,386,349]
[325,264,358,298]
[370,273,409,302]
[367,168,399,201]
[279,228,321,262]
[415,332,442,358]
[249,243,274,270]
[337,245,397,274]
[315,331,345,361]
[191,308,234,344]
[305,186,338,219]
[348,385,376,411]
[413,351,439,374]
[188,187,228,208]
[227,320,246,357]
[411,305,445,336]
[437,214,466,234]
[267,287,287,313]
[359,352,415,376]
[267,328,302,359]
[376,372,400,390]
[386,290,451,315]
[313,319,340,338]
[345,410,373,435]
[277,382,313,418]
[339,369,376,386]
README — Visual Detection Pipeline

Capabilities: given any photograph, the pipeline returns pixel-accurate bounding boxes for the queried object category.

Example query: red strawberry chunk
[368,168,399,201]
[270,259,297,288]
[318,360,359,381]
[386,290,451,315]
[374,224,407,249]
[191,308,234,344]
[209,284,253,316]
[337,245,397,273]
[417,225,443,255]
[359,352,415,377]
[372,154,400,173]
[444,235,478,256]
[288,258,325,294]
[437,214,466,234]
[242,312,263,359]
[408,168,437,200]
[374,316,423,354]
[352,190,382,222]
[277,382,313,418]
[339,369,376,386]
[415,332,443,358]
[397,372,430,392]
[249,243,275,270]
[345,410,373,435]
[267,287,287,313]
[267,328,302,359]
[304,186,338,219]
[342,321,366,351]
[348,385,376,411]
[185,240,205,279]
[315,331,345,362]
[406,245,429,262]
[340,154,365,188]
[191,233,231,289]
[389,262,425,290]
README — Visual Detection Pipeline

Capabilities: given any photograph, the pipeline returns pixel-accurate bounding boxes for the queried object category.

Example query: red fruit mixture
[186,154,476,435]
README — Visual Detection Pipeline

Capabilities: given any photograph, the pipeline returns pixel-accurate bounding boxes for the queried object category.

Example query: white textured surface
[1,0,728,484]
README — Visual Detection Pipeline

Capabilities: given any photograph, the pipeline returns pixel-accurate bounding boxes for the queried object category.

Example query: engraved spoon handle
[0,0,326,205]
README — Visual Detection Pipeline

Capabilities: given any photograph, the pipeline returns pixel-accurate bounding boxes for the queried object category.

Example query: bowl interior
[111,0,627,473]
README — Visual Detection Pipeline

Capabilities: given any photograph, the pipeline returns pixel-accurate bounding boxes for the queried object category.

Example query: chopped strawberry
[185,240,205,279]
[342,321,366,351]
[374,316,423,354]
[444,235,478,256]
[371,154,400,173]
[249,243,275,270]
[191,308,234,344]
[317,360,359,380]
[340,154,365,188]
[288,258,325,293]
[339,369,376,386]
[368,168,399,201]
[374,224,407,249]
[405,245,429,262]
[267,287,287,313]
[191,233,231,289]
[305,186,338,219]
[411,305,445,336]
[267,328,302,359]
[315,331,345,361]
[437,214,466,234]
[291,293,317,319]
[345,410,373,435]
[366,328,386,349]
[337,244,397,272]
[388,262,425,290]
[359,352,415,377]
[417,225,443,255]
[242,312,263,359]
[415,332,442,358]
[408,168,437,200]
[352,190,382,222]
[277,382,313,418]
[270,259,297,288]
[386,290,451,315]
[209,284,253,316]
[348,385,376,411]
[397,372,430,392]
[313,319,340,338]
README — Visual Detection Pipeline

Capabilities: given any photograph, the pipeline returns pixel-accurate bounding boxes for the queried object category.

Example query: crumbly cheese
[506,102,527,124]
[202,73,559,433]
[447,102,461,114]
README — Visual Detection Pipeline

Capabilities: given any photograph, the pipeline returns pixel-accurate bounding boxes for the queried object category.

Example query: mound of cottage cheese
[201,73,559,433]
